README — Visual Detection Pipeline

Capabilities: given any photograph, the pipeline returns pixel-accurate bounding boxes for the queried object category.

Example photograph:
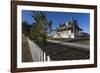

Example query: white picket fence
[28,38,50,62]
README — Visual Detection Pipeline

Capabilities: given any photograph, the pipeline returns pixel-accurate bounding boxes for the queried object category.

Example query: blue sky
[22,10,90,33]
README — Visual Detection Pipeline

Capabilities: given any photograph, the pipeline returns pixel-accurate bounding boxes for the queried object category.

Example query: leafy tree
[30,11,52,46]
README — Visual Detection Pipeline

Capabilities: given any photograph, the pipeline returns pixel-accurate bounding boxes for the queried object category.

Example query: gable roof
[55,17,83,31]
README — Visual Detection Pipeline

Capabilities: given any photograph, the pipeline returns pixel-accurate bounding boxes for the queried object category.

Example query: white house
[53,17,83,38]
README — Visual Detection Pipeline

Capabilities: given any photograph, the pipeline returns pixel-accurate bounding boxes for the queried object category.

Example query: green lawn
[50,37,90,45]
[70,39,90,45]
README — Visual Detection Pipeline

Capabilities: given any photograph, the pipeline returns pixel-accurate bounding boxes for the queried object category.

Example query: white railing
[28,38,50,62]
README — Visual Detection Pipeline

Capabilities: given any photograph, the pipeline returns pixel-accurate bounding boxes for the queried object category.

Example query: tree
[22,21,31,36]
[30,11,52,46]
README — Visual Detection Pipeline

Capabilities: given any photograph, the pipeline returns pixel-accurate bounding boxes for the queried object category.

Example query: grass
[50,37,89,41]
[70,39,90,45]
[49,37,90,45]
